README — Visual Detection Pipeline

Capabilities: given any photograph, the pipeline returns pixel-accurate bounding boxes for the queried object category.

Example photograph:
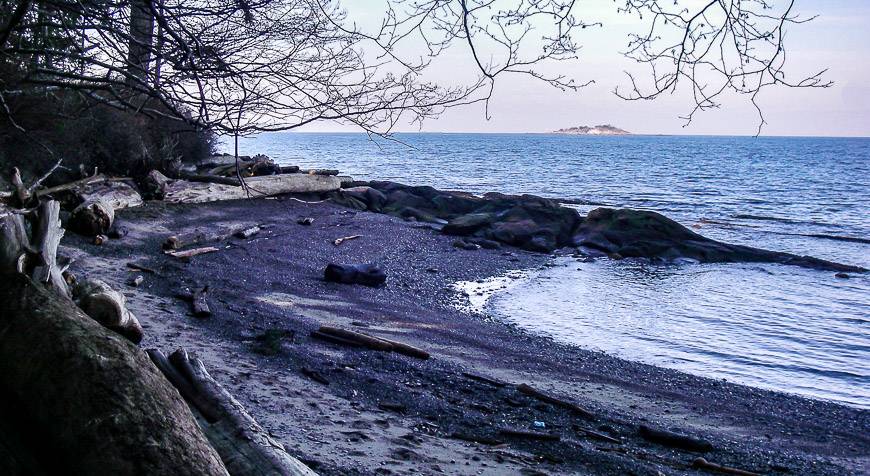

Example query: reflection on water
[483,258,870,408]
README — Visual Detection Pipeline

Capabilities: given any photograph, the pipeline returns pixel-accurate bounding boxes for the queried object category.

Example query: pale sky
[300,1,870,137]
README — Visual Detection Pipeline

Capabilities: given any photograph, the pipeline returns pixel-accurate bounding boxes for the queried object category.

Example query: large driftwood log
[148,349,318,476]
[162,174,343,204]
[74,278,144,343]
[70,197,115,236]
[0,275,229,475]
[78,181,144,210]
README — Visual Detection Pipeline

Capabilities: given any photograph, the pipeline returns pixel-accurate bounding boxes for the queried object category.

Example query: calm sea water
[237,133,870,408]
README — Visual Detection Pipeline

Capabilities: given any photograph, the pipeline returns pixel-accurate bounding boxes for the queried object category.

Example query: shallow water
[238,133,870,408]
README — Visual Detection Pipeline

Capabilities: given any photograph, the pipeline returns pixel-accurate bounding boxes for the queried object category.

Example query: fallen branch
[333,235,361,246]
[126,261,157,274]
[692,457,760,476]
[165,246,220,259]
[516,383,595,420]
[576,426,620,444]
[317,326,393,351]
[317,326,429,359]
[163,223,265,250]
[450,433,504,446]
[638,425,713,452]
[35,174,129,198]
[300,367,329,385]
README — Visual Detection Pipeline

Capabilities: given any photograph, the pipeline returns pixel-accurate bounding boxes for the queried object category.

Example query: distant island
[553,124,631,135]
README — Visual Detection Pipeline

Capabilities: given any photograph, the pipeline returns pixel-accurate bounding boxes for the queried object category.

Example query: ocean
[236,133,870,408]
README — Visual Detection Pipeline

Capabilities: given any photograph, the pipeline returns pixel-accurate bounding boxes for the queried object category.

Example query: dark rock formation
[575,208,866,272]
[328,181,865,273]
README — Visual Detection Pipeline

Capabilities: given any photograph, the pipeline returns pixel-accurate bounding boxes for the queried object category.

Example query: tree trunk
[0,274,229,475]
[126,0,155,87]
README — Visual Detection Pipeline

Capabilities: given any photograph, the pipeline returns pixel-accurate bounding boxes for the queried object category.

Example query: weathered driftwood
[638,425,713,452]
[127,261,157,274]
[316,326,429,359]
[164,223,263,250]
[148,349,318,476]
[692,457,761,476]
[73,278,144,343]
[0,275,228,475]
[78,180,143,210]
[0,201,69,297]
[234,226,261,239]
[162,174,342,204]
[317,326,393,351]
[165,246,220,259]
[516,383,595,420]
[70,197,115,236]
[333,235,361,246]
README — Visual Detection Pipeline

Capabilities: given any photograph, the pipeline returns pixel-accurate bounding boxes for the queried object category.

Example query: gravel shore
[63,195,869,475]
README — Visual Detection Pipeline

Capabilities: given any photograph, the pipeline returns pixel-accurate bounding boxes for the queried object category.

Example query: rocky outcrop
[329,181,866,273]
[575,208,866,272]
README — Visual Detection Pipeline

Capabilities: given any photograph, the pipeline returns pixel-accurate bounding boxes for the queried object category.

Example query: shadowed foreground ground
[63,196,869,475]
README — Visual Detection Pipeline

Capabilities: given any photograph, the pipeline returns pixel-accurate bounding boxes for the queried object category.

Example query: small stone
[835,272,850,279]
[297,217,315,225]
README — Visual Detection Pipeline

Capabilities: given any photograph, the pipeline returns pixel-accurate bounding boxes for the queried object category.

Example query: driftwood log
[0,200,70,297]
[148,349,317,476]
[0,274,228,475]
[70,197,115,236]
[162,174,342,204]
[516,383,595,420]
[316,326,430,359]
[77,180,144,210]
[73,278,144,343]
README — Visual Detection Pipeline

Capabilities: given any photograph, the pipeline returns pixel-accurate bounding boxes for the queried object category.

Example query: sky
[301,1,870,137]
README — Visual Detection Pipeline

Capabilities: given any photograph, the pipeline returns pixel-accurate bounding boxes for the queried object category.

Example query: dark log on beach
[375,336,430,360]
[192,286,212,318]
[317,326,429,359]
[516,383,595,420]
[450,433,504,446]
[638,425,713,452]
[499,428,561,441]
[127,261,157,274]
[692,457,761,476]
[69,198,115,236]
[280,165,300,174]
[0,275,228,475]
[180,172,242,187]
[462,372,507,388]
[148,349,317,476]
[318,326,394,351]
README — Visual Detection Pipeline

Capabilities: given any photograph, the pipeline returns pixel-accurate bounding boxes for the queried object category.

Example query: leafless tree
[0,0,830,139]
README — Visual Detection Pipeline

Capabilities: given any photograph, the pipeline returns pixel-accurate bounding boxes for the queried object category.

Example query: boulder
[324,263,387,287]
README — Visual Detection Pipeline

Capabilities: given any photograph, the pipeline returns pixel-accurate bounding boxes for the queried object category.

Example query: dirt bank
[62,195,869,475]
